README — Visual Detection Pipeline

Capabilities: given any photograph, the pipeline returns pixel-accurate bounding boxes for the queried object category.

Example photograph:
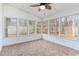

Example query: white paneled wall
[43,34,79,50]
[3,34,41,46]
[0,4,3,51]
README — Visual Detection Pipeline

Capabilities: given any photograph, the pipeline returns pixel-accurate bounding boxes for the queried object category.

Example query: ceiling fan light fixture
[40,5,45,10]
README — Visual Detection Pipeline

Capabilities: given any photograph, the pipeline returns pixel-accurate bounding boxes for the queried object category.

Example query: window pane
[42,21,48,34]
[59,15,78,39]
[5,17,17,38]
[37,21,42,34]
[49,19,58,35]
[29,20,35,34]
[18,19,28,35]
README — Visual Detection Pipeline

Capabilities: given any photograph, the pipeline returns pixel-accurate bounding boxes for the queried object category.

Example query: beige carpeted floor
[0,39,79,56]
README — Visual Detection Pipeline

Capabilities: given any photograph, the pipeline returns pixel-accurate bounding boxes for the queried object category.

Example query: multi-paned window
[42,21,48,34]
[5,17,36,38]
[37,21,42,34]
[17,19,28,36]
[5,17,17,38]
[4,14,78,39]
[58,15,78,38]
[29,20,36,34]
[49,19,58,35]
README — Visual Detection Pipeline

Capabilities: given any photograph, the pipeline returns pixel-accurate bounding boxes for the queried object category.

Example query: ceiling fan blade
[30,4,40,7]
[45,5,52,10]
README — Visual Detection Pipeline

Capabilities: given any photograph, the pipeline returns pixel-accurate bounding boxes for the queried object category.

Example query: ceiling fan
[30,3,52,11]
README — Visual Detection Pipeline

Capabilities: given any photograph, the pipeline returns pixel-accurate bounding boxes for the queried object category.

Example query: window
[29,20,36,34]
[59,15,78,38]
[5,17,17,38]
[49,19,58,35]
[37,21,42,34]
[42,21,48,34]
[17,19,28,36]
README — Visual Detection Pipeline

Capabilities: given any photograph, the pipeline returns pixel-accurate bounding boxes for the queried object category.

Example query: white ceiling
[8,3,79,19]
